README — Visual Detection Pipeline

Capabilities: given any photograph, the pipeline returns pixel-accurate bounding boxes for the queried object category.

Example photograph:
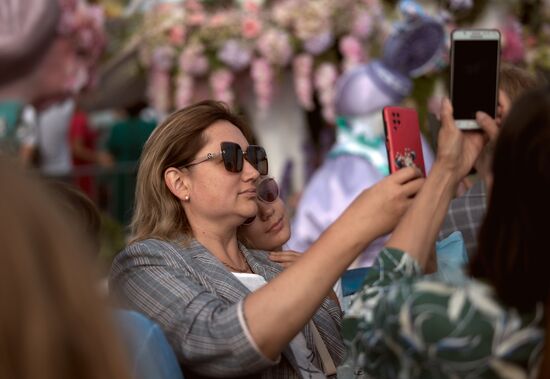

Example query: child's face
[240,197,291,252]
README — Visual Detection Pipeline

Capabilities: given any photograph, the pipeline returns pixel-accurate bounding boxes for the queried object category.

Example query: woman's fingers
[476,111,499,141]
[402,177,425,197]
[390,166,423,184]
[440,98,456,131]
[269,251,301,264]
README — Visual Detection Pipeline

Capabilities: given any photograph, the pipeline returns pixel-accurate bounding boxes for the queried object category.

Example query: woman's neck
[191,222,242,262]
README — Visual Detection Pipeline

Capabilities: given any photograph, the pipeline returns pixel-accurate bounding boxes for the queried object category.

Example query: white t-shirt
[232,272,326,378]
[38,99,75,176]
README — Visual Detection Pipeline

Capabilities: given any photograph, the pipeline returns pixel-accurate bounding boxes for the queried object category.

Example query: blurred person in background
[106,100,157,225]
[37,99,76,178]
[0,157,131,379]
[69,99,114,196]
[0,0,105,161]
[344,89,549,378]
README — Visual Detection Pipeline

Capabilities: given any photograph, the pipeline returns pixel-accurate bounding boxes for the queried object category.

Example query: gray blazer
[110,238,344,378]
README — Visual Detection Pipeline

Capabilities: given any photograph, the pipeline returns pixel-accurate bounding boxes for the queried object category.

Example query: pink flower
[502,18,526,64]
[218,39,252,71]
[340,35,364,61]
[179,44,209,76]
[242,17,262,39]
[292,54,314,110]
[148,70,171,113]
[251,58,273,111]
[352,11,373,39]
[152,46,176,72]
[303,30,334,56]
[314,63,338,122]
[257,29,293,66]
[185,0,203,12]
[271,2,295,28]
[314,63,338,90]
[169,25,186,45]
[340,35,365,71]
[242,0,261,14]
[209,13,228,28]
[210,69,235,107]
[174,74,194,109]
[188,12,206,26]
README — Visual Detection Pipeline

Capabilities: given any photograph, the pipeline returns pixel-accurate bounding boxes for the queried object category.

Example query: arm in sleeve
[110,241,278,377]
[342,248,543,379]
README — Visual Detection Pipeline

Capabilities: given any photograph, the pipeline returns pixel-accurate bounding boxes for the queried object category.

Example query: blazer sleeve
[109,240,278,377]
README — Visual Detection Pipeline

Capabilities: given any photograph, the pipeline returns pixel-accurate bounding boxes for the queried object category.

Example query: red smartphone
[382,106,426,176]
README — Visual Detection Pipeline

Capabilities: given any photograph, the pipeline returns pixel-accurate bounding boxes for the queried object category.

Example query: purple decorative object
[303,30,334,55]
[334,60,411,117]
[352,11,373,39]
[151,45,176,72]
[382,18,445,77]
[179,44,209,76]
[449,0,473,12]
[217,39,252,71]
[257,29,293,66]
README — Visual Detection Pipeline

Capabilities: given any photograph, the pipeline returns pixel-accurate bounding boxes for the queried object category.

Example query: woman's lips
[240,188,257,197]
[266,217,283,233]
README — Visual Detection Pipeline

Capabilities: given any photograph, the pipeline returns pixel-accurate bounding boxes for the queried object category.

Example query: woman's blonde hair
[0,158,131,379]
[131,100,252,242]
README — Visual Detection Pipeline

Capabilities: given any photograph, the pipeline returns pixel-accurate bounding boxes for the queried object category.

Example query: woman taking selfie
[344,90,549,378]
[109,100,428,377]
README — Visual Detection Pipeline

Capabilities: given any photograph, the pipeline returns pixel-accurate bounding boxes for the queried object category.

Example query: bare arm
[244,168,424,359]
[269,250,340,306]
[386,99,485,270]
[71,138,114,168]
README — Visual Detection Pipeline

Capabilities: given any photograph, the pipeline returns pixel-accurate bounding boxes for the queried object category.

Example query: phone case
[382,106,426,176]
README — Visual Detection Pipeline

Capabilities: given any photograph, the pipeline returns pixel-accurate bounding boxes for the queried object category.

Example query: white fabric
[38,99,75,175]
[232,272,326,378]
[18,105,38,147]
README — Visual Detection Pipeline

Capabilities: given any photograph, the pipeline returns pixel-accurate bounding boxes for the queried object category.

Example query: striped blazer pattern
[110,238,344,378]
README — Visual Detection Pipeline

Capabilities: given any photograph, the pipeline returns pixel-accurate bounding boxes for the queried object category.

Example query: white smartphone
[450,29,501,130]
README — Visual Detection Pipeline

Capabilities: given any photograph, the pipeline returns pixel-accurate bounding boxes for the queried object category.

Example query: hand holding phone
[450,29,501,130]
[382,106,426,176]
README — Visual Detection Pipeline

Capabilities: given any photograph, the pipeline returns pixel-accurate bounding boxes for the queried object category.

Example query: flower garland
[133,0,549,119]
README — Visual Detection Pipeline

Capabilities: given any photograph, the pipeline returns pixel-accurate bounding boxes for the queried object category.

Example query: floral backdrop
[99,0,550,123]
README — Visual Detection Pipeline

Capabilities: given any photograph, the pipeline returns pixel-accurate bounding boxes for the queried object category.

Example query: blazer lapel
[185,239,302,374]
[186,239,252,304]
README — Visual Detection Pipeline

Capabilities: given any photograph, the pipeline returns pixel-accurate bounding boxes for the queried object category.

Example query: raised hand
[437,98,486,180]
[349,166,425,237]
[269,251,301,269]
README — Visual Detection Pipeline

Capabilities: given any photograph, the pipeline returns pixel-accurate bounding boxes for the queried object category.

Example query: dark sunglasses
[183,142,268,175]
[242,177,280,225]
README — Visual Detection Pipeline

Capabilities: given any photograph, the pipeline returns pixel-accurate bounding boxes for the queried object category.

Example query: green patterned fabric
[343,248,545,379]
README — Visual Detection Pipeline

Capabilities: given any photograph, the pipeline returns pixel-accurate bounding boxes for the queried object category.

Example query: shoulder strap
[309,321,337,375]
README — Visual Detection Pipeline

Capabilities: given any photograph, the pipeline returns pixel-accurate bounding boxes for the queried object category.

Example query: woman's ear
[164,167,190,201]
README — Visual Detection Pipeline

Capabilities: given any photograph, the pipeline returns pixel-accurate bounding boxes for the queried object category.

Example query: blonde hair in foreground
[0,158,131,379]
